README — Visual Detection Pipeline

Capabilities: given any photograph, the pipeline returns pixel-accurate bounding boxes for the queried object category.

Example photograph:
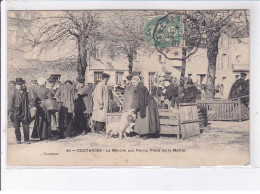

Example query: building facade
[85,35,249,99]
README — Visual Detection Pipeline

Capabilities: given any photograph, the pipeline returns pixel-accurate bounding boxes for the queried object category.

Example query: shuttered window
[116,72,124,85]
[94,72,103,84]
[149,72,155,91]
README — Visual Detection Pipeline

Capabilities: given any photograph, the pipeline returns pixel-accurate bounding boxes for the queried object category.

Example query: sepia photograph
[6,9,250,166]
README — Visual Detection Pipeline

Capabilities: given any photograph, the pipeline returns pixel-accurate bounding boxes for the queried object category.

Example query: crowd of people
[8,71,206,144]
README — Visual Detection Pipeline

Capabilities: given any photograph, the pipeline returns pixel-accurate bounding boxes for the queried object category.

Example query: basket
[44,99,58,111]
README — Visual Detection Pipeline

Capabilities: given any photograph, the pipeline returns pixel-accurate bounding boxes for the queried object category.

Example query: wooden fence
[197,99,249,121]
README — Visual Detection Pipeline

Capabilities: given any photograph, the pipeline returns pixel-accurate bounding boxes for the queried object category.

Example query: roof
[89,59,129,71]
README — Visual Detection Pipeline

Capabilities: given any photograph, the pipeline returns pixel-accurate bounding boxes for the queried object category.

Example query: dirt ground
[6,120,249,166]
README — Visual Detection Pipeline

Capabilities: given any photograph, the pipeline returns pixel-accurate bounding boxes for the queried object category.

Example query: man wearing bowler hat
[92,72,110,133]
[8,78,32,144]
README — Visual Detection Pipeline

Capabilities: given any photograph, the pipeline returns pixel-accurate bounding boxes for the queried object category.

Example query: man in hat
[123,74,135,111]
[229,72,247,100]
[48,75,59,97]
[55,79,77,138]
[182,78,201,103]
[8,78,31,144]
[74,77,95,135]
[46,75,59,135]
[92,72,110,133]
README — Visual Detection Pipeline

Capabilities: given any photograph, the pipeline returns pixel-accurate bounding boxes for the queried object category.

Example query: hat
[51,74,61,80]
[240,72,247,77]
[102,72,110,79]
[65,80,73,85]
[48,75,58,82]
[77,77,85,83]
[187,78,193,85]
[31,80,37,84]
[15,78,24,85]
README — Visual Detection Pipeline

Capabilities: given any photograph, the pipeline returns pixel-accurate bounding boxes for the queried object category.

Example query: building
[85,35,249,100]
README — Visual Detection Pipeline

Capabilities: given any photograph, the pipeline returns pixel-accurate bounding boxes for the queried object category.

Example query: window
[94,72,103,84]
[236,55,241,63]
[197,74,206,85]
[149,72,155,92]
[220,53,227,70]
[116,72,124,85]
[159,55,162,62]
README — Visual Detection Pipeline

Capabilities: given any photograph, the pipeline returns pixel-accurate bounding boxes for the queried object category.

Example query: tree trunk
[205,30,221,99]
[77,37,88,79]
[127,52,134,74]
[179,47,187,93]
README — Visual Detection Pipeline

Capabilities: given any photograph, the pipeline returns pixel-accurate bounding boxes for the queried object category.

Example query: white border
[1,0,260,190]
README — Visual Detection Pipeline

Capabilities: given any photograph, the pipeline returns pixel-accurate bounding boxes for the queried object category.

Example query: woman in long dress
[131,76,160,139]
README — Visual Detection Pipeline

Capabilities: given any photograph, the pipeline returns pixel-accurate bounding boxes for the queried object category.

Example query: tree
[197,10,249,99]
[9,11,102,79]
[104,11,145,74]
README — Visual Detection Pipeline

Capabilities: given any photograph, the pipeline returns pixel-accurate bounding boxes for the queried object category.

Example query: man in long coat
[74,77,95,135]
[92,73,110,132]
[8,78,32,144]
[122,75,135,111]
[55,80,77,138]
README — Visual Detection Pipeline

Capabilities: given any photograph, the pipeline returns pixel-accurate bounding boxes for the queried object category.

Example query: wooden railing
[111,90,123,111]
[197,99,249,121]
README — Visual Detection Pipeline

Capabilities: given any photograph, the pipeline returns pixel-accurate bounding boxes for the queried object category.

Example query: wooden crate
[158,109,181,138]
[158,103,201,140]
[179,103,200,140]
[197,99,249,121]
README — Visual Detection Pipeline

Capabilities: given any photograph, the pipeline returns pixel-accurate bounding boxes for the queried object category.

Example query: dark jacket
[183,85,201,103]
[229,78,247,99]
[132,83,150,118]
[8,88,31,123]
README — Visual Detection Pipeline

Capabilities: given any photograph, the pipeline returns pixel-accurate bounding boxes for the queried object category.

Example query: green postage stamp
[144,15,185,48]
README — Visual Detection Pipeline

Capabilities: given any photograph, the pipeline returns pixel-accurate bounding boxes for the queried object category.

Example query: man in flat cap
[92,72,110,133]
[8,78,31,144]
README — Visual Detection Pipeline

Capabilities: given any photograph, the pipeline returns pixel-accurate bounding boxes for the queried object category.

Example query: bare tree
[9,11,102,79]
[197,10,249,99]
[104,11,145,74]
